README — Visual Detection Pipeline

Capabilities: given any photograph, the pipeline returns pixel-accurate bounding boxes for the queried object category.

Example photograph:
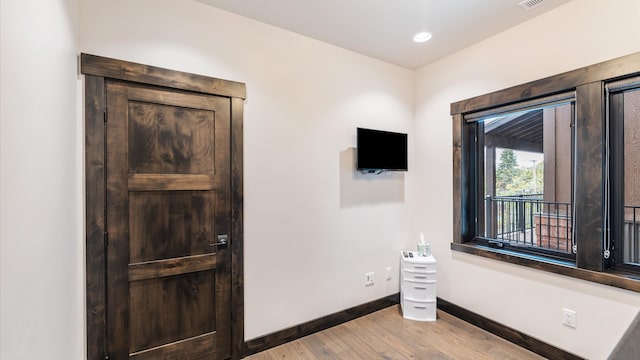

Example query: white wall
[414,0,640,359]
[80,0,415,341]
[0,0,83,359]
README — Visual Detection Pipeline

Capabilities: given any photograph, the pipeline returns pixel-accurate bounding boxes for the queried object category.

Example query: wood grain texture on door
[106,81,232,359]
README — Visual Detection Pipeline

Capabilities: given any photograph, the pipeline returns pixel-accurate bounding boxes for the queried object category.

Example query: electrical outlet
[562,308,577,328]
[386,267,392,280]
[365,272,375,286]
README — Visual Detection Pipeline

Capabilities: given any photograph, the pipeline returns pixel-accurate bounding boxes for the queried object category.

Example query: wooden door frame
[82,53,246,360]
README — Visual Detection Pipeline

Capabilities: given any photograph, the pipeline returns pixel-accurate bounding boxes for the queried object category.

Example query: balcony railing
[484,197,640,259]
[485,195,572,253]
[624,205,640,264]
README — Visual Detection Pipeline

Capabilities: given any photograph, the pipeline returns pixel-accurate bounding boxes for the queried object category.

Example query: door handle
[209,234,228,247]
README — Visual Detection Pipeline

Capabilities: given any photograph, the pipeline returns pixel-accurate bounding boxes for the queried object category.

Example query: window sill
[451,242,640,293]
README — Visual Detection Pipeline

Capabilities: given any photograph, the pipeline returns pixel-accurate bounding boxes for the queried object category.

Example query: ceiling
[485,110,544,153]
[195,0,573,70]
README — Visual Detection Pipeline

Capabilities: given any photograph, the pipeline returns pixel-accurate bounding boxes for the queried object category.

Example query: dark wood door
[105,80,232,359]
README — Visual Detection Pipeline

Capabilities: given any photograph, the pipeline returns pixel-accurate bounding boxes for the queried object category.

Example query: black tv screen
[356,127,408,171]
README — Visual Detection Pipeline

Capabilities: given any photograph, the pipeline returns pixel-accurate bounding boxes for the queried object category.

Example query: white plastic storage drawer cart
[400,251,437,321]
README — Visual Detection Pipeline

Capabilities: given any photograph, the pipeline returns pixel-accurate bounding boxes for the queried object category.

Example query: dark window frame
[466,100,577,261]
[451,52,640,293]
[607,81,640,273]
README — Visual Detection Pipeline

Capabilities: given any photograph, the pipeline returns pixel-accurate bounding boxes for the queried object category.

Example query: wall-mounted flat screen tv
[356,127,408,172]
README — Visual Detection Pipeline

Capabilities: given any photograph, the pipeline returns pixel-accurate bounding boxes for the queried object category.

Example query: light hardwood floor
[245,306,544,360]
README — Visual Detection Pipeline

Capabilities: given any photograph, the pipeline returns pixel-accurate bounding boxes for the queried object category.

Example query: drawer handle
[414,287,427,290]
[414,306,427,309]
[414,275,427,279]
[414,266,427,269]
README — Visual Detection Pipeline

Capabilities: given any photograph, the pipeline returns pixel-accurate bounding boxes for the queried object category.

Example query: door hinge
[104,232,109,247]
[103,108,107,122]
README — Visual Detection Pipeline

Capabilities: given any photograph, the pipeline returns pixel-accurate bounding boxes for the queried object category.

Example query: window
[451,52,640,291]
[470,102,575,260]
[607,78,640,271]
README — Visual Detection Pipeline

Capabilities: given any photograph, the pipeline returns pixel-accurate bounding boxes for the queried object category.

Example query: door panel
[128,101,215,174]
[106,81,231,359]
[129,333,216,360]
[129,270,216,352]
[129,191,214,262]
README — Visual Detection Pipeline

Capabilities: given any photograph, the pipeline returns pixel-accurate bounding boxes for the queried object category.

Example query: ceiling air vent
[518,0,549,11]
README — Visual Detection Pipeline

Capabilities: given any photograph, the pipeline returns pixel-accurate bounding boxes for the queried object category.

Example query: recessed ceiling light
[413,32,432,43]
